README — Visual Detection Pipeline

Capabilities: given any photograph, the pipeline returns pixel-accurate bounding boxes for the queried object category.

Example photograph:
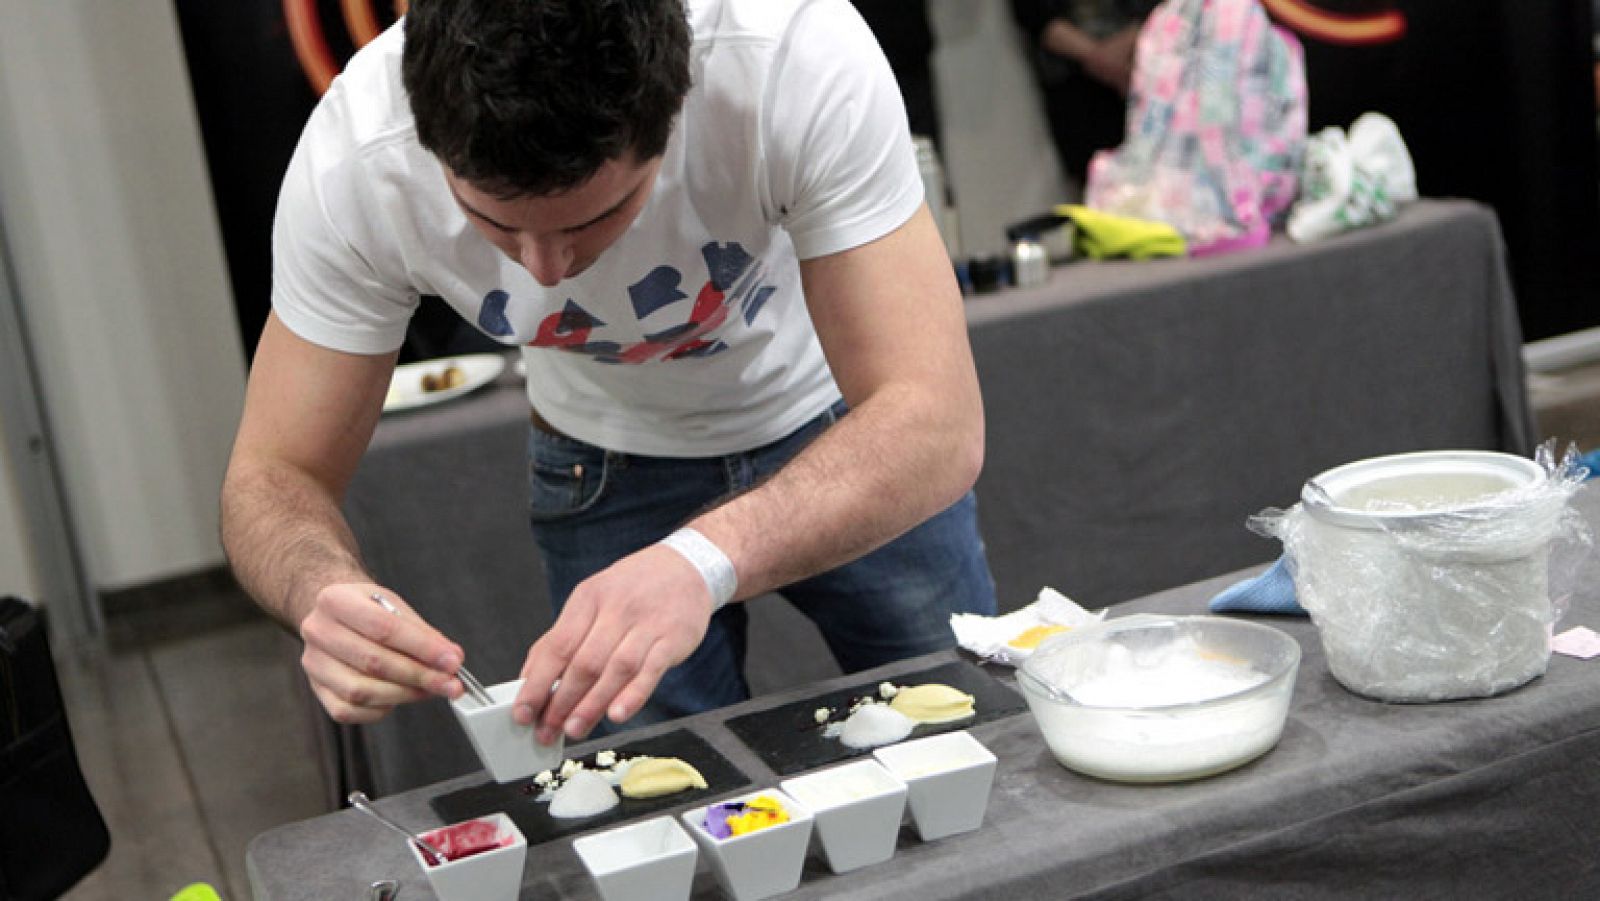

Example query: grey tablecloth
[251,486,1600,900]
[332,199,1536,798]
[967,198,1533,609]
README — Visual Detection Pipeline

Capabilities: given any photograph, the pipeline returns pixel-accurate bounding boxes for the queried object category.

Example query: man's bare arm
[516,205,983,740]
[699,204,983,591]
[221,313,465,722]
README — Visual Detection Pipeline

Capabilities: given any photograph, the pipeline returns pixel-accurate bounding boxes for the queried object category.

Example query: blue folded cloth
[1208,556,1306,616]
[1582,449,1600,481]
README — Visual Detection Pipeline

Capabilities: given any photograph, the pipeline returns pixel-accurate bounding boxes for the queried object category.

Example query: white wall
[929,0,1073,256]
[0,0,245,592]
[0,416,40,601]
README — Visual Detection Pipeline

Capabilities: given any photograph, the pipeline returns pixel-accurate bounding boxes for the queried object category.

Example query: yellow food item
[421,365,466,393]
[618,757,708,800]
[1007,624,1070,650]
[888,683,976,724]
[727,795,789,836]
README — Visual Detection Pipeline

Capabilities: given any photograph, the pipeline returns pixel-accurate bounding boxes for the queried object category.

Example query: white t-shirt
[272,0,922,457]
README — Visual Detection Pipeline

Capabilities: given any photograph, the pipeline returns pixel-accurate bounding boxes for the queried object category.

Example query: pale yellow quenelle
[888,683,976,724]
[619,757,708,800]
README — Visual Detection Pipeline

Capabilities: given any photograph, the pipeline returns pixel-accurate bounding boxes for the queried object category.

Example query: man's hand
[222,314,437,726]
[512,545,713,742]
[296,582,467,724]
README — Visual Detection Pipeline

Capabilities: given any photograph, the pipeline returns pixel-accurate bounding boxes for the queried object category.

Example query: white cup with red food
[407,812,527,901]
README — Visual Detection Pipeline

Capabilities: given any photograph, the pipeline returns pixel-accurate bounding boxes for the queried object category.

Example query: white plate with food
[383,353,507,413]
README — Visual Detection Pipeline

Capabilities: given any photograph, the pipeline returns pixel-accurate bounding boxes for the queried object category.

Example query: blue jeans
[525,401,996,731]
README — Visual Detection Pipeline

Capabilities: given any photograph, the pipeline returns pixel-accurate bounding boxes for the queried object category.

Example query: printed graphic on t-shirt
[502,240,778,365]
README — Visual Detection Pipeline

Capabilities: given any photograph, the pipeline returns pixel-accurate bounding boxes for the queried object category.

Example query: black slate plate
[429,727,748,845]
[723,659,1026,777]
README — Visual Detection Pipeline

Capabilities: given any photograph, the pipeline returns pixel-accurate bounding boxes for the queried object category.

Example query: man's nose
[517,236,574,287]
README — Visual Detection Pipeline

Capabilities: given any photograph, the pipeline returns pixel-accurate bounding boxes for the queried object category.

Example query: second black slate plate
[724,659,1026,777]
[429,727,748,845]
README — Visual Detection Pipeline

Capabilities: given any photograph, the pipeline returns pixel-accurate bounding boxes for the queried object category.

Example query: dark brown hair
[403,0,692,196]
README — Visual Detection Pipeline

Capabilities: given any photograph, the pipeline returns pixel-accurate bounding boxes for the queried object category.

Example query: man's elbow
[945,404,986,501]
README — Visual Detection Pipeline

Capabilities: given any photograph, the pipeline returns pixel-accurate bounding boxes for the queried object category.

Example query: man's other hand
[513,545,713,742]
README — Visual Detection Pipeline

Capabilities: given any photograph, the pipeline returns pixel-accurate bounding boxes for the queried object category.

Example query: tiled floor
[48,363,1600,901]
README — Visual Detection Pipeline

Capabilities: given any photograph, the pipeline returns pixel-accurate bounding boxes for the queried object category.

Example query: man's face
[443,154,663,287]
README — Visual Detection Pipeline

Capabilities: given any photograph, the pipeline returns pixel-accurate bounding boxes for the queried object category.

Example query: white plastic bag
[1287,112,1417,243]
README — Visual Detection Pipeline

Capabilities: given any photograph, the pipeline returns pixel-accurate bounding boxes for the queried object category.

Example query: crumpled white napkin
[1287,112,1417,243]
[950,587,1105,667]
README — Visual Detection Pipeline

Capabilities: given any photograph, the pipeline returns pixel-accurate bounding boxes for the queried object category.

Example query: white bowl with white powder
[1017,615,1300,783]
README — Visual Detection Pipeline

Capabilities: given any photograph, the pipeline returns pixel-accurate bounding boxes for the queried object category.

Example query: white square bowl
[406,812,527,901]
[872,730,997,841]
[780,759,907,874]
[573,815,698,901]
[450,678,564,783]
[681,789,814,901]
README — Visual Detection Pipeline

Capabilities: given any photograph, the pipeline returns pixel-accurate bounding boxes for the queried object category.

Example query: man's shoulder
[688,0,853,47]
[306,22,417,163]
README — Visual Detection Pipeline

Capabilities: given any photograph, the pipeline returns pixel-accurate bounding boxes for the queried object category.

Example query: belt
[529,407,567,439]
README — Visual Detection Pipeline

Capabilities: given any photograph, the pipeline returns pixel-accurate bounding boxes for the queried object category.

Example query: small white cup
[872,730,997,841]
[450,678,564,783]
[573,815,698,901]
[781,759,907,874]
[407,812,526,901]
[681,789,814,901]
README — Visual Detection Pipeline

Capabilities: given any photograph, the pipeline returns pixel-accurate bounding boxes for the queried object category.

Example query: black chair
[0,597,111,900]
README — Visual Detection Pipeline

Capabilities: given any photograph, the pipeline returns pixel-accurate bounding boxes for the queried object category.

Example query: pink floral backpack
[1085,0,1308,256]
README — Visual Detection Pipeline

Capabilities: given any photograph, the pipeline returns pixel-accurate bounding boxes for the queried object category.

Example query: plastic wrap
[1251,443,1593,702]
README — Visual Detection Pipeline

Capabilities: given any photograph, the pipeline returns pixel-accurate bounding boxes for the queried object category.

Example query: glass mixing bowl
[1016,615,1301,783]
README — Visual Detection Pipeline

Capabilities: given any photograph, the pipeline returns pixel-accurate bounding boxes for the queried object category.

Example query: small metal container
[1009,239,1049,288]
[967,255,1008,294]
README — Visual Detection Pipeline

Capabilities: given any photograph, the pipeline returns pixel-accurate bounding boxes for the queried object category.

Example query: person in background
[851,0,961,260]
[1011,0,1159,186]
[851,0,945,153]
[220,0,996,747]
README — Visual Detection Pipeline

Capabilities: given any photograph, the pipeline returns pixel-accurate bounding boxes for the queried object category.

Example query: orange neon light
[284,0,339,94]
[342,0,383,46]
[286,0,400,97]
[1263,0,1407,46]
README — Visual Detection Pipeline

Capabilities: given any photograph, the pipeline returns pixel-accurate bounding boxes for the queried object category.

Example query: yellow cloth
[170,885,224,901]
[1056,205,1187,260]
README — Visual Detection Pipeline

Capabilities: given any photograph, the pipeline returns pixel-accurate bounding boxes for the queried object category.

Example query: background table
[332,199,1537,798]
[252,485,1600,900]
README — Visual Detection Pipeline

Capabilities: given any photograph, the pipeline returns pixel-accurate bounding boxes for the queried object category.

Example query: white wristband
[660,527,737,611]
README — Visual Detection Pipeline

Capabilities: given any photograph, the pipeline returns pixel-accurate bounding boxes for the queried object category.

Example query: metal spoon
[368,592,495,707]
[348,791,448,866]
